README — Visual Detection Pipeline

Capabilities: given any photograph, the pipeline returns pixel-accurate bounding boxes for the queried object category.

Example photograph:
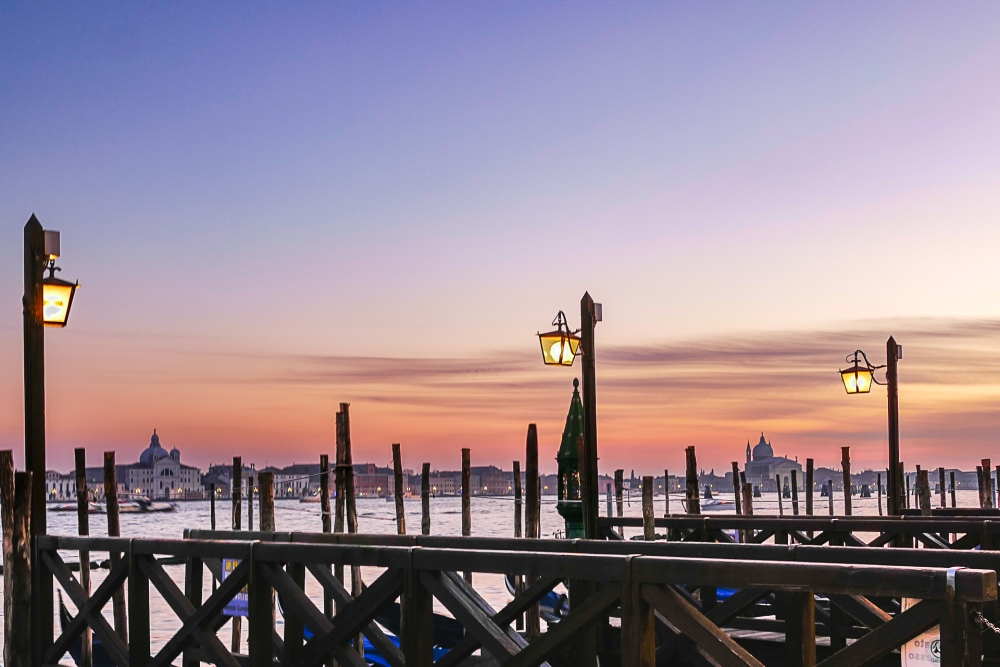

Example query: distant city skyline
[2,5,1000,475]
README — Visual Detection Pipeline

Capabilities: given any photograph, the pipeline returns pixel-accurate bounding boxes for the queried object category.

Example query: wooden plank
[182,555,204,667]
[621,568,655,667]
[401,569,433,667]
[248,547,273,667]
[419,570,521,661]
[440,570,525,647]
[705,588,771,626]
[642,583,764,667]
[827,594,891,629]
[785,590,816,667]
[505,583,621,667]
[814,599,941,667]
[129,547,151,667]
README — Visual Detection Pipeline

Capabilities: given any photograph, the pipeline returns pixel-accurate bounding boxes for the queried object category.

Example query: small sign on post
[222,558,249,617]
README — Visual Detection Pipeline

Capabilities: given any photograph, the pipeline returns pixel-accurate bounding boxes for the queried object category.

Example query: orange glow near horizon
[4,316,1000,477]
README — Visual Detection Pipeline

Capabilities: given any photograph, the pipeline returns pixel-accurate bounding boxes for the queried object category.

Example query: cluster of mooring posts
[5,427,1000,667]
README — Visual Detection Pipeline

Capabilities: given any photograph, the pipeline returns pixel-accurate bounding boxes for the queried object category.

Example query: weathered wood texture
[259,472,275,531]
[841,446,852,516]
[642,476,654,541]
[74,448,93,667]
[103,451,127,642]
[421,462,430,536]
[685,446,700,515]
[392,443,405,535]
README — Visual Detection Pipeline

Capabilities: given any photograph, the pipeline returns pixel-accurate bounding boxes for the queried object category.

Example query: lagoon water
[0,489,983,660]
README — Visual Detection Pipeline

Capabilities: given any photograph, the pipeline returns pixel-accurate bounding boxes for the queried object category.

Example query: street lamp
[538,293,601,539]
[839,338,903,515]
[537,311,581,366]
[839,350,877,394]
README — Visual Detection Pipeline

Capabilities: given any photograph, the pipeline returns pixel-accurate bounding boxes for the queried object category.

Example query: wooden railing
[35,532,997,667]
[600,515,1000,549]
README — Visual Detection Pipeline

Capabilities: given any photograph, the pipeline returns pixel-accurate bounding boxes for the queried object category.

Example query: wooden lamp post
[839,339,902,515]
[538,293,601,539]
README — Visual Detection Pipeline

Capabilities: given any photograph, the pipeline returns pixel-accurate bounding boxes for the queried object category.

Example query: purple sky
[2,3,1000,474]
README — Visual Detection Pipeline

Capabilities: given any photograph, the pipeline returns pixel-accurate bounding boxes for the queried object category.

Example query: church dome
[751,433,773,460]
[169,447,181,461]
[139,429,169,465]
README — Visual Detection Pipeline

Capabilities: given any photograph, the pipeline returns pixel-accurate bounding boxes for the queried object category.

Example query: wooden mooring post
[74,448,92,667]
[2,466,31,667]
[805,458,814,516]
[525,424,540,641]
[247,471,255,530]
[461,447,471,583]
[776,475,784,516]
[917,469,931,517]
[259,472,275,531]
[984,459,995,509]
[841,446,852,516]
[513,459,524,631]
[104,451,127,642]
[420,463,430,535]
[231,455,242,653]
[606,482,613,518]
[513,461,522,537]
[641,476,654,540]
[685,446,700,515]
[731,463,742,516]
[950,470,957,508]
[791,469,799,516]
[392,444,405,535]
[615,469,624,518]
[877,473,883,516]
[338,402,363,659]
[320,454,331,533]
[663,469,670,516]
[827,480,834,516]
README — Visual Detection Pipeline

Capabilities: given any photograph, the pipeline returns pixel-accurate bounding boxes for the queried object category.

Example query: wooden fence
[36,532,996,667]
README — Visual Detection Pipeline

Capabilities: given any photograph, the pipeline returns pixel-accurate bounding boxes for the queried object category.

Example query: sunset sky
[2,4,1000,475]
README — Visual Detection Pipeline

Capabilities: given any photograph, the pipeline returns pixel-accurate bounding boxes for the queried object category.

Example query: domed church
[744,433,803,492]
[118,430,203,499]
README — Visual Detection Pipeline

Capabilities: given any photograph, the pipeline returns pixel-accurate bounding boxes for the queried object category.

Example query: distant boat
[49,496,177,514]
[681,497,734,513]
[300,494,321,503]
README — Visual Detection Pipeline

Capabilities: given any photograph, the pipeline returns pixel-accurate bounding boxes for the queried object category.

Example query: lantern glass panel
[538,331,580,366]
[42,280,76,327]
[841,366,873,394]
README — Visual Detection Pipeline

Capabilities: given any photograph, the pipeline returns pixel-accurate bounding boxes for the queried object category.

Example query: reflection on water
[0,490,984,658]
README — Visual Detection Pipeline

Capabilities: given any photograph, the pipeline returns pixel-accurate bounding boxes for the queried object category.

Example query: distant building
[744,433,803,492]
[117,430,204,499]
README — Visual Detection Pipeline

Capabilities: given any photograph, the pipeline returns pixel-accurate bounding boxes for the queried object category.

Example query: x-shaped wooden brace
[504,581,622,667]
[305,562,405,667]
[260,563,405,667]
[43,551,130,667]
[433,575,563,667]
[138,553,249,667]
